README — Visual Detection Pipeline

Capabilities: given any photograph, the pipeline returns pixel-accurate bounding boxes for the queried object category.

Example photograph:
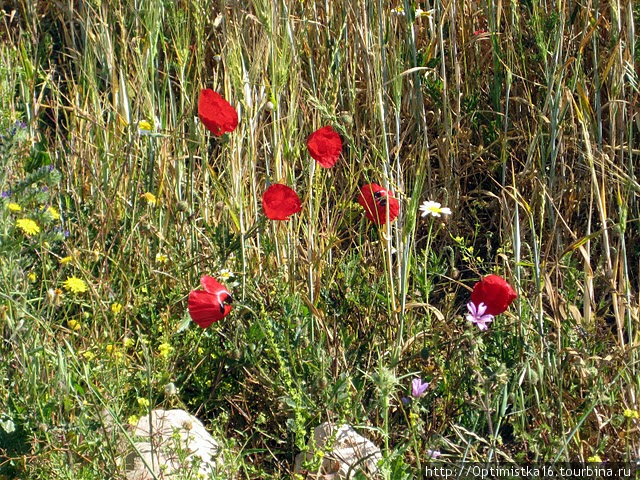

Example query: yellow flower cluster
[141,192,157,205]
[128,415,140,427]
[158,342,173,358]
[45,206,60,220]
[67,319,82,331]
[111,302,123,315]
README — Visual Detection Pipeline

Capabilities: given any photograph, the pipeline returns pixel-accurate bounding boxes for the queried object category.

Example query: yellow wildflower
[60,256,73,264]
[158,342,173,358]
[155,253,168,263]
[137,397,150,409]
[141,192,157,205]
[138,119,153,134]
[138,117,159,136]
[623,409,639,419]
[16,218,40,236]
[111,302,123,315]
[62,276,88,294]
[82,350,96,361]
[45,206,60,220]
[123,337,135,348]
[67,319,82,331]
[7,203,21,212]
[587,455,603,462]
[106,344,115,354]
[27,272,36,282]
[128,415,140,426]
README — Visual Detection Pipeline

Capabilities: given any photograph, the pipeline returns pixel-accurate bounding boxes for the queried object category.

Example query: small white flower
[420,200,452,218]
[415,7,434,18]
[218,268,234,281]
[137,116,161,136]
[391,5,405,16]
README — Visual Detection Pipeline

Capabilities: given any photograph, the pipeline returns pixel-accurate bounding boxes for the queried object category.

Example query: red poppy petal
[188,291,228,328]
[307,126,342,168]
[357,183,399,225]
[470,274,517,316]
[384,196,400,223]
[198,89,238,136]
[201,275,228,295]
[357,183,380,224]
[262,184,302,220]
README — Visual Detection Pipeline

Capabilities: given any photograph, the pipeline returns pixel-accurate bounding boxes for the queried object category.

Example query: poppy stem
[307,160,316,304]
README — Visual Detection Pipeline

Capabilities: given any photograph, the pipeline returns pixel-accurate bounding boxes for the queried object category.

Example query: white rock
[294,422,382,479]
[124,409,222,479]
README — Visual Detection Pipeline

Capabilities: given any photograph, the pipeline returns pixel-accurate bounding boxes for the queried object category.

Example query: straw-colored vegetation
[1,0,639,478]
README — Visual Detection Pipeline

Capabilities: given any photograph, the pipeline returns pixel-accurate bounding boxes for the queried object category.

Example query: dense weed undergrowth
[0,0,639,478]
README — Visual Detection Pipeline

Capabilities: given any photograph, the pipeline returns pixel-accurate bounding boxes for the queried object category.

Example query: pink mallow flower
[426,449,442,460]
[466,301,494,331]
[411,378,430,398]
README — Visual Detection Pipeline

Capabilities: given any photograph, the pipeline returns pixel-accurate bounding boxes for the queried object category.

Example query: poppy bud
[340,112,353,126]
[177,200,190,212]
[164,382,177,396]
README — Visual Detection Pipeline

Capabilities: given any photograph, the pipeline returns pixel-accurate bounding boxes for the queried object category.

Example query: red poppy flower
[357,183,400,225]
[470,274,517,316]
[306,125,342,168]
[262,184,302,220]
[198,88,238,136]
[188,276,233,328]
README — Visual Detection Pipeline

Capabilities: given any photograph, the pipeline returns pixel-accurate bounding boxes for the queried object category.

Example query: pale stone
[293,422,382,479]
[124,409,222,479]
